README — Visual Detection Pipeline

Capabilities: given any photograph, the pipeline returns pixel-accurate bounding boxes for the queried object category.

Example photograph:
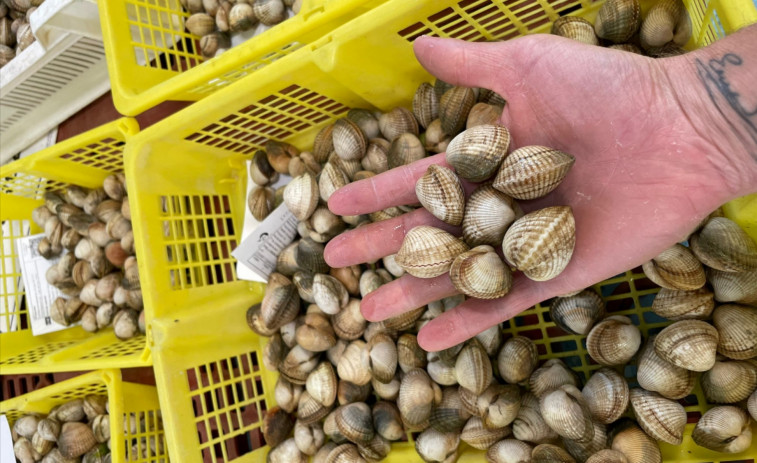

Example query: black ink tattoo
[695,53,757,147]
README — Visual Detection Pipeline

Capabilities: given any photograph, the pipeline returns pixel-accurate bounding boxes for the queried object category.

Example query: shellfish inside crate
[0,118,152,374]
[123,0,757,461]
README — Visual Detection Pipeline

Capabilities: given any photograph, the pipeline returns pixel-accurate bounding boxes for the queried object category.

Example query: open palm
[324,34,755,351]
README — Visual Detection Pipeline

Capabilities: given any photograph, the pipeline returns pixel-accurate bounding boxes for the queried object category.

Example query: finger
[323,207,461,268]
[361,273,458,322]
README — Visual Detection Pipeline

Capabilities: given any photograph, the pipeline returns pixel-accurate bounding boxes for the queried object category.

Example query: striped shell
[449,245,511,300]
[373,401,404,441]
[642,244,706,290]
[446,124,511,182]
[429,387,470,433]
[460,416,511,450]
[609,419,662,463]
[284,173,319,221]
[439,87,477,135]
[335,402,374,444]
[640,0,691,49]
[529,358,579,399]
[701,359,757,404]
[398,368,436,430]
[582,367,629,424]
[493,146,575,200]
[378,107,419,141]
[513,392,559,444]
[690,217,757,271]
[551,16,599,45]
[332,118,367,161]
[636,336,695,400]
[586,450,629,463]
[532,444,577,463]
[455,338,493,395]
[629,388,686,445]
[539,384,594,443]
[412,82,439,129]
[654,320,719,371]
[586,315,641,366]
[594,0,641,43]
[415,428,460,463]
[550,289,605,335]
[306,361,337,407]
[497,336,538,385]
[462,185,520,247]
[651,287,715,321]
[708,267,757,304]
[415,164,465,226]
[486,439,533,463]
[502,206,576,281]
[691,406,752,453]
[467,102,503,129]
[387,133,425,169]
[319,162,349,202]
[312,124,334,162]
[713,304,757,359]
[395,226,469,278]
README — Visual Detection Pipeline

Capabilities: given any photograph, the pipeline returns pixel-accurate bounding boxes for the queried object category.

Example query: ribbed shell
[654,320,719,371]
[313,124,334,163]
[513,392,559,444]
[455,339,493,395]
[594,0,641,43]
[58,422,97,458]
[378,107,419,141]
[414,428,460,463]
[367,333,397,383]
[413,82,439,129]
[532,444,577,463]
[586,315,641,366]
[347,108,380,139]
[427,352,458,386]
[326,443,366,463]
[415,164,465,226]
[582,367,629,424]
[261,281,300,331]
[529,358,579,398]
[281,345,319,385]
[713,304,757,359]
[395,226,469,278]
[563,421,607,462]
[298,391,331,425]
[636,336,695,400]
[387,133,425,169]
[701,359,757,403]
[373,401,404,441]
[748,390,757,421]
[480,383,521,429]
[639,0,691,49]
[337,340,371,386]
[319,162,349,202]
[708,267,757,304]
[550,289,606,335]
[502,206,576,282]
[551,16,599,45]
[248,186,274,221]
[642,244,706,290]
[398,333,427,373]
[691,406,752,453]
[486,439,532,463]
[609,419,662,463]
[333,118,367,161]
[460,416,511,450]
[449,245,512,299]
[398,368,435,429]
[651,287,715,321]
[384,306,425,331]
[539,384,594,443]
[493,146,574,200]
[586,450,629,463]
[439,87,477,135]
[306,362,337,407]
[462,185,519,247]
[253,0,286,25]
[335,403,374,444]
[446,124,511,182]
[497,335,538,384]
[466,102,503,129]
[284,173,319,221]
[691,217,757,271]
[429,387,470,433]
[313,274,348,315]
[362,139,389,173]
[629,388,686,445]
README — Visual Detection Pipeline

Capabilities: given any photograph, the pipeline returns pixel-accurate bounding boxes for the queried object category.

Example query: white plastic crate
[0,0,110,163]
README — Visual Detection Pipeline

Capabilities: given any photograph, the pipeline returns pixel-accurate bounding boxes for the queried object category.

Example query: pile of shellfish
[551,0,692,58]
[0,0,46,68]
[181,0,300,59]
[34,174,144,340]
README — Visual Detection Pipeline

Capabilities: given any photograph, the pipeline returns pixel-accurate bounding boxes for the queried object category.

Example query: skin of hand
[324,26,757,352]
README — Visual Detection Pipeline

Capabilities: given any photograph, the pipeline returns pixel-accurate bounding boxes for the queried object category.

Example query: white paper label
[16,233,72,336]
[233,204,299,282]
[0,415,14,462]
[0,220,30,333]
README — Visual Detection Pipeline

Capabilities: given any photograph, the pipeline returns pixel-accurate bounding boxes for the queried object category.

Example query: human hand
[324,33,757,352]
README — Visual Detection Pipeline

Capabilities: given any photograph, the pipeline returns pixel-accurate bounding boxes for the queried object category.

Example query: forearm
[666,23,757,198]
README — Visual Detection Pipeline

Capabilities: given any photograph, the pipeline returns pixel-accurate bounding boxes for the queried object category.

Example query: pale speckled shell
[582,367,629,424]
[691,406,752,453]
[284,173,319,221]
[532,444,576,463]
[539,384,594,443]
[654,319,719,372]
[439,87,476,136]
[502,206,576,282]
[702,359,757,404]
[640,0,691,49]
[713,304,757,359]
[395,226,469,278]
[629,388,686,445]
[609,419,662,463]
[306,362,337,407]
[493,145,575,200]
[449,245,512,299]
[415,428,460,463]
[367,333,397,384]
[462,185,520,247]
[455,339,493,395]
[387,132,425,169]
[550,289,605,335]
[412,82,439,129]
[415,164,465,226]
[378,107,419,142]
[513,392,559,444]
[651,287,715,321]
[398,368,435,430]
[332,118,367,161]
[690,217,757,271]
[642,244,706,290]
[594,0,641,43]
[551,16,599,45]
[707,267,757,305]
[586,315,641,366]
[636,336,695,400]
[460,416,511,450]
[319,162,349,202]
[497,336,538,385]
[446,124,511,182]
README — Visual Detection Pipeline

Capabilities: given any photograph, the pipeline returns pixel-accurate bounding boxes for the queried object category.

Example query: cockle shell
[378,107,419,142]
[424,119,452,153]
[462,185,520,247]
[398,368,436,430]
[261,276,300,330]
[58,422,97,458]
[455,339,493,395]
[654,319,718,371]
[313,124,334,163]
[450,245,511,299]
[475,324,503,357]
[439,86,476,136]
[229,3,256,32]
[594,0,641,43]
[325,443,365,463]
[313,274,349,315]
[397,333,427,373]
[281,345,320,385]
[497,336,538,385]
[478,88,506,107]
[387,133,425,169]
[427,351,458,386]
[700,359,757,403]
[713,304,757,359]
[691,406,752,453]
[502,206,576,281]
[586,315,641,366]
[748,390,757,421]
[254,0,286,26]
[319,162,349,202]
[384,306,425,331]
[563,420,607,462]
[609,419,662,463]
[467,103,503,129]
[367,332,397,383]
[460,416,511,450]
[395,226,469,278]
[415,164,465,226]
[248,186,274,220]
[263,333,288,372]
[550,289,605,335]
[332,299,366,341]
[297,391,332,425]
[690,217,757,271]
[529,358,579,398]
[582,367,629,424]
[586,450,629,463]
[337,380,371,405]
[629,388,686,445]
[429,387,470,433]
[636,335,695,400]
[708,267,757,304]
[372,376,400,402]
[296,313,336,352]
[358,434,391,461]
[373,401,404,441]
[346,109,380,139]
[362,139,389,173]
[185,13,215,36]
[414,428,459,463]
[512,392,559,444]
[651,287,715,321]
[284,173,319,221]
[640,0,691,50]
[335,402,374,444]
[413,82,439,129]
[446,124,510,182]
[540,384,594,443]
[531,444,576,463]
[486,439,532,463]
[305,362,337,408]
[493,146,575,200]
[263,407,296,449]
[333,118,367,161]
[551,16,599,45]
[642,244,705,290]
[477,383,521,429]
[336,340,371,386]
[294,420,325,456]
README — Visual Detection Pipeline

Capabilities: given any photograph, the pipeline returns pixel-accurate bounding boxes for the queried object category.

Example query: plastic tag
[16,233,72,335]
[233,203,299,283]
[0,415,14,462]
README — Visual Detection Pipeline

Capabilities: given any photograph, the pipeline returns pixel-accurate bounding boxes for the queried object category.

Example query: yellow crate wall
[123,0,757,461]
[0,118,153,374]
[98,0,392,116]
[0,369,169,463]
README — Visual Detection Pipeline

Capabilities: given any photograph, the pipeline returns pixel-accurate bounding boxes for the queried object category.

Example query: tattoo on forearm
[695,53,757,148]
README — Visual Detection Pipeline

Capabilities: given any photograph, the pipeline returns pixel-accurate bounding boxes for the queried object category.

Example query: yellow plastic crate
[0,369,169,463]
[98,0,392,116]
[0,118,153,374]
[124,0,757,461]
